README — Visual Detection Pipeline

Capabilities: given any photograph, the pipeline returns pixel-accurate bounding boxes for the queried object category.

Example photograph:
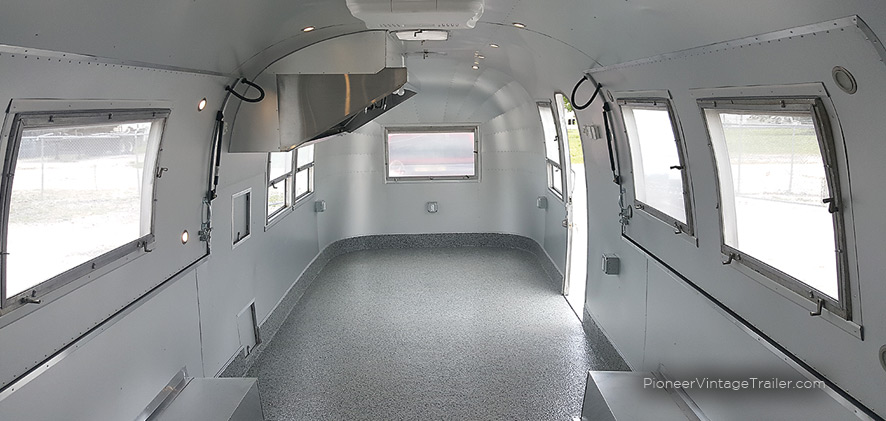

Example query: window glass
[267,179,290,218]
[269,151,293,180]
[267,151,294,222]
[706,109,838,298]
[551,164,563,195]
[6,118,163,298]
[386,129,477,179]
[295,169,310,198]
[538,103,561,163]
[620,101,690,229]
[296,144,314,168]
[538,102,564,198]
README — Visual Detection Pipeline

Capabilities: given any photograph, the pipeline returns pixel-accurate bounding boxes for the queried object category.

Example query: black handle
[225,78,265,103]
[822,198,838,213]
[670,165,684,170]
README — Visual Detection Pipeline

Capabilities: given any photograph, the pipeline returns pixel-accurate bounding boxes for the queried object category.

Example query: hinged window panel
[0,109,168,309]
[700,97,851,319]
[619,98,694,235]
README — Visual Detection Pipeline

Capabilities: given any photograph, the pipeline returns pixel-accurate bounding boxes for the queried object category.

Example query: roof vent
[346,0,485,30]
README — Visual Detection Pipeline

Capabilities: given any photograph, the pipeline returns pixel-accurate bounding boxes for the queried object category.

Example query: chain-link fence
[723,118,828,207]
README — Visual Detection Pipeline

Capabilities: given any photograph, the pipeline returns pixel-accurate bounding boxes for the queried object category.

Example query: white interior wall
[0,48,237,421]
[580,18,886,417]
[314,57,549,249]
[2,2,886,419]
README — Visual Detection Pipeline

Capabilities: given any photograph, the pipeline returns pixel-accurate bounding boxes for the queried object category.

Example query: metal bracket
[673,222,682,235]
[198,222,211,242]
[810,298,825,317]
[722,253,738,265]
[156,167,169,178]
[19,291,41,305]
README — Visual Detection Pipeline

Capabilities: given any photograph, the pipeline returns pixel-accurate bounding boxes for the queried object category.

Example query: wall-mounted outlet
[537,196,548,209]
[426,201,438,213]
[602,254,620,275]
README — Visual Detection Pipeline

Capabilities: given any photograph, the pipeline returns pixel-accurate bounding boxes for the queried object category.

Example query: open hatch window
[700,97,850,318]
[0,109,167,309]
[619,99,694,235]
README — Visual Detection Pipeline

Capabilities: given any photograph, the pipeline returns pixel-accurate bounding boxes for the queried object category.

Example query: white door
[555,93,588,320]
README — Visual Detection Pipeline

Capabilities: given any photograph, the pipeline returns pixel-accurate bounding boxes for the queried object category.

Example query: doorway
[556,93,588,320]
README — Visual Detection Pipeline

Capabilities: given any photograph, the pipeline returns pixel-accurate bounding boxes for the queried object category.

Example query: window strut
[602,102,620,184]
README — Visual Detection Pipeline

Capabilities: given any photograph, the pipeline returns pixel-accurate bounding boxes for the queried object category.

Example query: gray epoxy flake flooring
[247,247,627,420]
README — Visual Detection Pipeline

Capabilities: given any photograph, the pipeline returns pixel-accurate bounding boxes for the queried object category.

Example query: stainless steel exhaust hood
[276,67,417,150]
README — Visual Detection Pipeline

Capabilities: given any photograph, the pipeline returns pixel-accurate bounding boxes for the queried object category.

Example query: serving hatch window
[700,97,851,318]
[385,127,478,181]
[0,109,167,308]
[619,99,694,235]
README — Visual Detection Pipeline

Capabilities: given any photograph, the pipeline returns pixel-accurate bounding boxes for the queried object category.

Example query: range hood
[276,67,417,150]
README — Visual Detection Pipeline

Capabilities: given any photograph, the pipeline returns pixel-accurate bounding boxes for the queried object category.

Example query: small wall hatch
[232,189,251,248]
[236,301,261,357]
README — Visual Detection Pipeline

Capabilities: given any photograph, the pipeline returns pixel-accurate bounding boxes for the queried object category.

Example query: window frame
[265,150,294,225]
[618,98,695,236]
[383,126,480,183]
[699,96,851,319]
[537,101,566,200]
[293,144,315,203]
[0,108,169,311]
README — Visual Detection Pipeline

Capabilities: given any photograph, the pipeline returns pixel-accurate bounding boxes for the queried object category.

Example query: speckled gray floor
[247,247,628,420]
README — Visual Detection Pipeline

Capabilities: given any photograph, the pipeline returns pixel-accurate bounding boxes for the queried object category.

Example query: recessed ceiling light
[477,55,485,59]
[490,43,500,48]
[512,22,526,28]
[394,29,449,41]
[472,64,479,70]
[302,26,316,32]
[181,230,189,244]
[197,98,207,112]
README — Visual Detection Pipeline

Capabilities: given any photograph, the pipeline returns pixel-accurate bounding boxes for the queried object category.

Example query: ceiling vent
[346,0,485,30]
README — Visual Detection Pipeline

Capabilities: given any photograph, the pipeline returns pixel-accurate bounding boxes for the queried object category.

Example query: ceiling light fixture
[472,64,479,70]
[477,55,485,59]
[394,30,449,41]
[197,98,207,112]
[302,26,316,32]
[490,43,500,48]
[512,22,526,28]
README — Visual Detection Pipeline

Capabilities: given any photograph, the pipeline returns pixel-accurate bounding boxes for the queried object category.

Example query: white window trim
[0,100,170,312]
[384,126,481,183]
[617,96,696,237]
